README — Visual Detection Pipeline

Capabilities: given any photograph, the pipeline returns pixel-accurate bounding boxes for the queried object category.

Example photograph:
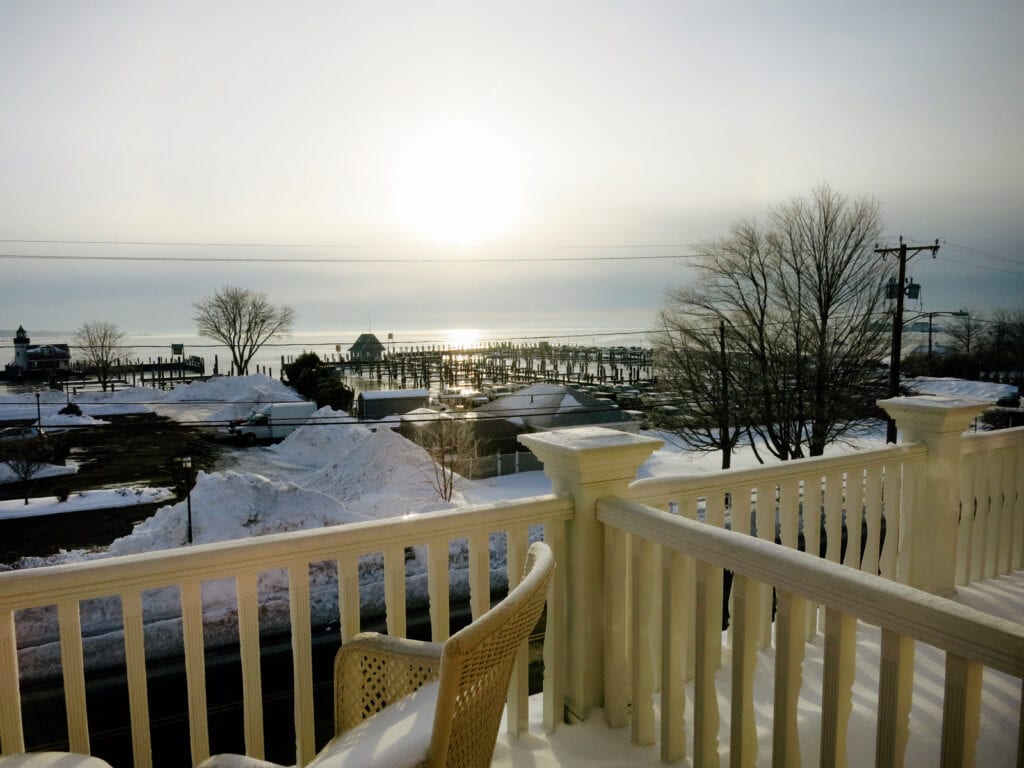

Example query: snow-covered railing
[597,495,1024,766]
[0,495,572,768]
[959,426,1024,585]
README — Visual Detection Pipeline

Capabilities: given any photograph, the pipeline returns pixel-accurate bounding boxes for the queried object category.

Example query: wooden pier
[286,341,655,392]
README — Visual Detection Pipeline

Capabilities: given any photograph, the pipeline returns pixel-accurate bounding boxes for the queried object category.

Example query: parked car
[229,402,317,443]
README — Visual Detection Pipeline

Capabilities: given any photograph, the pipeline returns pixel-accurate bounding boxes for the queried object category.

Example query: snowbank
[905,376,1018,402]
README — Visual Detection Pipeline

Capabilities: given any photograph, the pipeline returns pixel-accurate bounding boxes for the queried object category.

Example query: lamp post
[904,309,969,360]
[34,391,41,429]
[178,456,193,544]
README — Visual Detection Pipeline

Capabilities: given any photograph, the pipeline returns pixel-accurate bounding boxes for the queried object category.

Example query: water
[0,327,653,393]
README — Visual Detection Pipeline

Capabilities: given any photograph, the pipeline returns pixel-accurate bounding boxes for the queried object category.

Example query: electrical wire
[0,252,698,264]
[0,238,705,250]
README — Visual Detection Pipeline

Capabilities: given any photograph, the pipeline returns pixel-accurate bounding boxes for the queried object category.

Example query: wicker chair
[201,540,554,768]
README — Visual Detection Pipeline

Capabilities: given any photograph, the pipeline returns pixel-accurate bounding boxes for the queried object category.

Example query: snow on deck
[493,571,1024,768]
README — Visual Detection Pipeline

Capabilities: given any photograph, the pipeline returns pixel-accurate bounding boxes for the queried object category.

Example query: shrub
[53,485,71,502]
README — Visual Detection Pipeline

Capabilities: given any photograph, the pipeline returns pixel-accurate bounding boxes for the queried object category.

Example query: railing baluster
[288,562,315,767]
[236,572,264,759]
[752,483,773,649]
[820,607,856,768]
[969,451,987,584]
[876,628,914,768]
[337,556,360,643]
[844,469,865,571]
[940,654,982,768]
[468,532,490,621]
[384,546,407,637]
[542,519,566,734]
[803,476,821,639]
[706,492,725,667]
[863,465,883,576]
[824,470,844,566]
[631,537,656,746]
[772,589,805,768]
[603,525,630,728]
[57,599,89,754]
[121,590,152,768]
[181,579,210,767]
[984,447,1001,580]
[505,526,529,737]
[427,538,450,643]
[997,449,1014,576]
[1014,443,1024,572]
[880,461,901,581]
[660,547,688,762]
[0,608,25,755]
[693,559,720,767]
[729,572,759,768]
[958,451,976,585]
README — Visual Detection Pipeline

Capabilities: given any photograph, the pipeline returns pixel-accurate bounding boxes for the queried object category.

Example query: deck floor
[492,571,1024,767]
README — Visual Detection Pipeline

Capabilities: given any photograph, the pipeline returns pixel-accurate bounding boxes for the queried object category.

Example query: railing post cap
[877,394,989,432]
[519,427,663,485]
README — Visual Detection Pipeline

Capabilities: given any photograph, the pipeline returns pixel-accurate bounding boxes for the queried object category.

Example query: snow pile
[107,471,369,555]
[301,427,452,509]
[905,376,1018,402]
[270,407,373,467]
[155,374,303,423]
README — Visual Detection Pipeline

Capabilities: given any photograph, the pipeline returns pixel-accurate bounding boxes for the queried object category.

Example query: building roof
[359,388,429,401]
[473,383,633,431]
[349,333,385,353]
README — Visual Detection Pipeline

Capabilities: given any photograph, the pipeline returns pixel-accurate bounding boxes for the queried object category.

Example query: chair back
[427,541,554,768]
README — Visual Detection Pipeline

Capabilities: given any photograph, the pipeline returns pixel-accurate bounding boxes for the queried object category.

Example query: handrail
[0,493,572,766]
[597,495,1024,678]
[628,442,925,505]
[962,424,1024,454]
[0,495,572,610]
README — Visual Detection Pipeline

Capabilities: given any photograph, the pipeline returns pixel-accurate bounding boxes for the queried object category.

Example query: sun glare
[443,328,483,349]
[391,119,524,246]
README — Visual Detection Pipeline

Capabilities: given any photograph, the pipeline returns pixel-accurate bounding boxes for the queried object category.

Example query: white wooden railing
[597,496,1024,767]
[0,395,1021,768]
[0,496,572,768]
[959,427,1024,584]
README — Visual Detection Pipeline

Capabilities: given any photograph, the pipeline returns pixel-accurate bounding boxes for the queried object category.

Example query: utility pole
[875,236,940,443]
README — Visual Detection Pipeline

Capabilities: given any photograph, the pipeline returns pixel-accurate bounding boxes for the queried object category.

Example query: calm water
[1,327,652,393]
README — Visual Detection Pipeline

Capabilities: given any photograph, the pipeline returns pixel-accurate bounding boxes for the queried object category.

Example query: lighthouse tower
[13,326,30,371]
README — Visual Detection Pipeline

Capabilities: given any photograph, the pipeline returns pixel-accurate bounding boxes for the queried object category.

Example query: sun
[443,328,483,349]
[391,119,524,246]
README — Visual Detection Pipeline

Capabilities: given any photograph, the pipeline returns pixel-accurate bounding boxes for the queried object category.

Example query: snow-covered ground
[0,374,1020,764]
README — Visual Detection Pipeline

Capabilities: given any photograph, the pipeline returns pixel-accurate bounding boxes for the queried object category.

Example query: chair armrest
[334,632,443,734]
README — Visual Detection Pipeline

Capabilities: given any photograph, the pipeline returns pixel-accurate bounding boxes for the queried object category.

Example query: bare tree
[420,413,479,501]
[0,435,54,505]
[651,314,744,468]
[655,184,890,462]
[946,309,985,356]
[72,321,127,392]
[193,286,295,375]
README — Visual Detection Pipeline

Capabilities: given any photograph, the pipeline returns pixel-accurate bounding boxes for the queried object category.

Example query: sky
[1,0,1022,339]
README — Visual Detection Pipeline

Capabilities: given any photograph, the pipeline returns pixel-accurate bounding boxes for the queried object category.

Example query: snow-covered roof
[474,382,631,430]
[359,388,430,401]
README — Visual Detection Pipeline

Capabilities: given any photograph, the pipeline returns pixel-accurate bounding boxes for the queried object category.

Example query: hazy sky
[2,0,1022,338]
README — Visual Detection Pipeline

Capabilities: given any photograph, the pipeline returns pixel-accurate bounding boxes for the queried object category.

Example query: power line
[0,252,698,264]
[934,255,1022,277]
[0,238,704,250]
[941,240,1024,267]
